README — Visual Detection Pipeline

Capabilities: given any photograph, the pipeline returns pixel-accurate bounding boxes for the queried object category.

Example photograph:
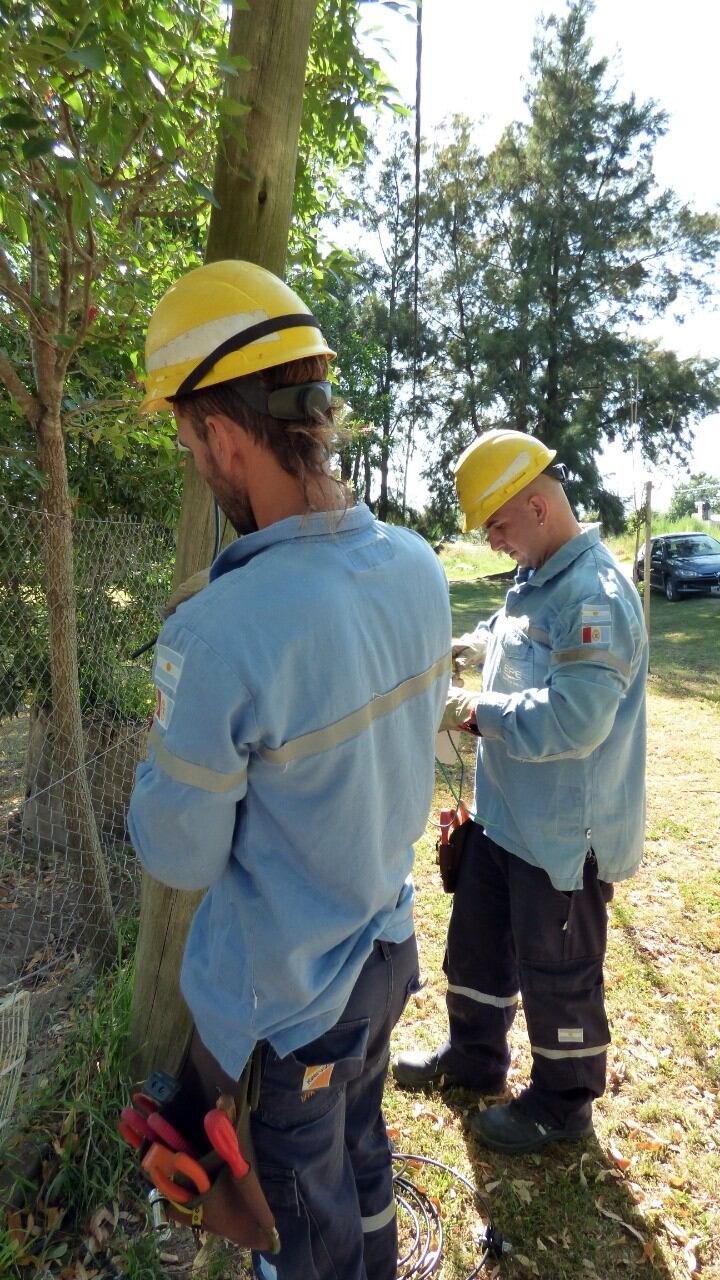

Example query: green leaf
[71,185,89,225]
[217,51,251,70]
[64,89,84,115]
[219,97,251,117]
[22,136,56,159]
[66,45,106,72]
[1,112,41,130]
[4,201,29,244]
[191,179,220,208]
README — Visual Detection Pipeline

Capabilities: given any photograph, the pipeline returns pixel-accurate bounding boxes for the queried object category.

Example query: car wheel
[664,575,680,602]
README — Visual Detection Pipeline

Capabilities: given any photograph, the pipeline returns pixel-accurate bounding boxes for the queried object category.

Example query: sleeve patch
[154,644,185,691]
[154,686,174,730]
[580,606,612,647]
[581,624,611,645]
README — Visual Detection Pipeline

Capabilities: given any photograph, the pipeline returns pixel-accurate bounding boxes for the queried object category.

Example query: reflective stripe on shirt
[260,652,451,765]
[149,724,248,793]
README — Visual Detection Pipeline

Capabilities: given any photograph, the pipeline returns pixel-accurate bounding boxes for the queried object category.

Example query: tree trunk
[36,403,116,965]
[129,0,319,1080]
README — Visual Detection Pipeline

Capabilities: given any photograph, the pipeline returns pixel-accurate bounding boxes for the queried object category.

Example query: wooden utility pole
[643,480,652,640]
[129,0,319,1079]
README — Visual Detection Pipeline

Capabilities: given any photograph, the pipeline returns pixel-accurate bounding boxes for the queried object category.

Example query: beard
[205,460,258,536]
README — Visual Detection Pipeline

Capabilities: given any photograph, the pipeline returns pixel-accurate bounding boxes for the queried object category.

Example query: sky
[359,0,720,512]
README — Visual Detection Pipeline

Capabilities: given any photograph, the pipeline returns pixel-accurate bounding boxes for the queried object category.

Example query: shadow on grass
[417,1085,676,1279]
[611,897,716,1080]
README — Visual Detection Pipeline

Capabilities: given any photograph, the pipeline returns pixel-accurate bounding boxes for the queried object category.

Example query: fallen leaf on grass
[607,1060,627,1092]
[594,1198,646,1246]
[513,1254,540,1275]
[608,1144,632,1171]
[412,1102,445,1130]
[683,1238,702,1273]
[484,1180,501,1193]
[662,1219,689,1245]
[511,1179,536,1205]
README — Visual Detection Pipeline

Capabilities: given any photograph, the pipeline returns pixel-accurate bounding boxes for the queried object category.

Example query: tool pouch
[143,1040,280,1254]
[163,1155,280,1253]
[436,804,472,893]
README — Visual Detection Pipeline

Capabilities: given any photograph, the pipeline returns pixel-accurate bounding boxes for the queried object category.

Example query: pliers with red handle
[204,1108,250,1179]
[141,1141,211,1204]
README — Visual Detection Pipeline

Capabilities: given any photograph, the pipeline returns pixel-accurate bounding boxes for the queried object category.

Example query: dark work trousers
[188,934,419,1280]
[251,934,419,1280]
[438,823,613,1129]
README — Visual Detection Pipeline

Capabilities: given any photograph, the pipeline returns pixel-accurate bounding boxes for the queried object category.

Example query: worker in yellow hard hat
[394,426,649,1159]
[128,261,452,1278]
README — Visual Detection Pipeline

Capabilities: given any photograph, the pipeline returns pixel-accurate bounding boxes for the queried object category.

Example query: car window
[670,536,720,556]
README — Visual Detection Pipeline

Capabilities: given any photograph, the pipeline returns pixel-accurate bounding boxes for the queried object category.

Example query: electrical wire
[392,1151,511,1278]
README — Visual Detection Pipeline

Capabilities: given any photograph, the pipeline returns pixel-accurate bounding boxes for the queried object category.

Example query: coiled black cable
[392,1151,511,1279]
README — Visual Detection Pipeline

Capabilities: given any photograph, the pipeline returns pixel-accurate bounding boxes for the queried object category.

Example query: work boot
[392,1049,505,1093]
[470,1100,593,1155]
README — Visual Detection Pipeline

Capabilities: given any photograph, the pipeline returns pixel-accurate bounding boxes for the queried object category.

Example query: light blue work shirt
[472,526,648,891]
[128,504,451,1078]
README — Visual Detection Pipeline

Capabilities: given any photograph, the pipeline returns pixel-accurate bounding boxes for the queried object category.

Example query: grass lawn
[384,549,720,1279]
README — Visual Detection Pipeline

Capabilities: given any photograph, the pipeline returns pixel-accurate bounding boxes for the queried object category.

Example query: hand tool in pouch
[436,801,472,893]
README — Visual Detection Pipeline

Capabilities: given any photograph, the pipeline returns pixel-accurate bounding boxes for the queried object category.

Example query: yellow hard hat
[454,429,557,532]
[140,259,336,413]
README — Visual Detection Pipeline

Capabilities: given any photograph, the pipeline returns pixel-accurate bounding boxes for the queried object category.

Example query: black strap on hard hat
[545,462,569,485]
[174,312,321,398]
[232,376,332,421]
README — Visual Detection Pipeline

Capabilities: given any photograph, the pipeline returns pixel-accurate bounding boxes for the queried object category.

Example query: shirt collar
[517,524,602,589]
[210,501,371,579]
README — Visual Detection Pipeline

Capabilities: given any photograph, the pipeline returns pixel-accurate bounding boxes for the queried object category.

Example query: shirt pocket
[496,625,534,692]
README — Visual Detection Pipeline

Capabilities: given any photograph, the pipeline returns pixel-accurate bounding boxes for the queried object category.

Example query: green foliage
[0,0,229,520]
[294,1,413,267]
[667,471,720,521]
[419,1,720,516]
[0,0,413,520]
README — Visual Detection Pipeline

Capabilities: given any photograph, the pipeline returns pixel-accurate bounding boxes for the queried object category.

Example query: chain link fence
[0,500,173,1130]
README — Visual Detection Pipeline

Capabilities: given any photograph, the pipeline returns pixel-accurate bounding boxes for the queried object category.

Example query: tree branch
[0,245,38,327]
[0,354,41,427]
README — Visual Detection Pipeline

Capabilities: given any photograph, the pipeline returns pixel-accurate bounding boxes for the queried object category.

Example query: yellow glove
[161,568,210,619]
[439,686,479,733]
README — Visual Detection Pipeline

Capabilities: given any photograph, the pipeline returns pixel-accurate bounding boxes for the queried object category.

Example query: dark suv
[636,532,720,601]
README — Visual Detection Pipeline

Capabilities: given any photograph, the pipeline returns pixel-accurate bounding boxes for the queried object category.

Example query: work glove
[161,568,210,619]
[439,685,480,734]
[451,630,488,684]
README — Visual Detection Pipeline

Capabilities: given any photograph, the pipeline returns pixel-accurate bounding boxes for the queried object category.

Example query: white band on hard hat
[146,310,276,374]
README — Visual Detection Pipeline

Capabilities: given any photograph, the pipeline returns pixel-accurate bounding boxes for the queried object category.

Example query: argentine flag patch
[580,604,612,646]
[154,644,185,692]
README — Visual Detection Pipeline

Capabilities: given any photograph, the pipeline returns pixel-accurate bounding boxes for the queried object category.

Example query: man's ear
[204,413,243,466]
[528,493,548,526]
